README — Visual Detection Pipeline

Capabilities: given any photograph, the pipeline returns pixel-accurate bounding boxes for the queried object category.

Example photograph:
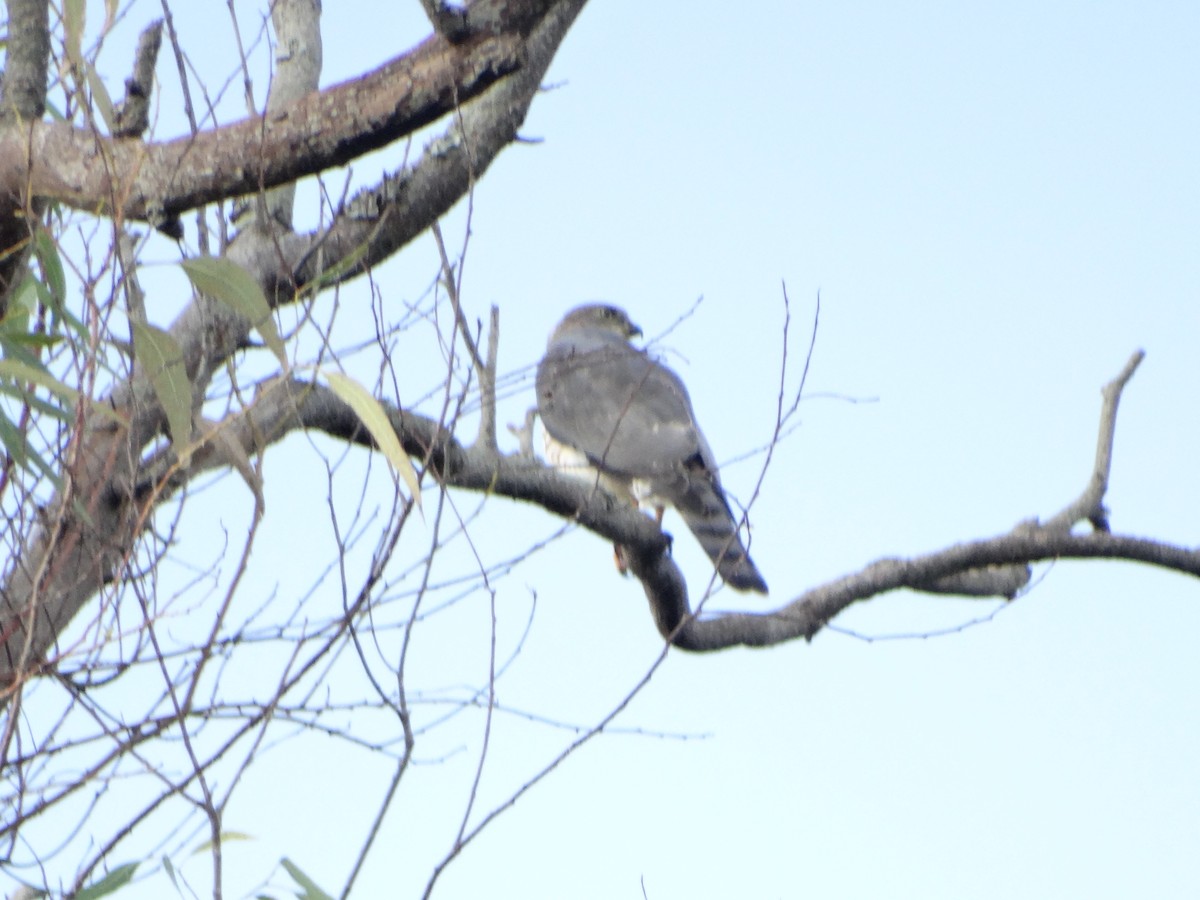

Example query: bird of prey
[536,304,768,593]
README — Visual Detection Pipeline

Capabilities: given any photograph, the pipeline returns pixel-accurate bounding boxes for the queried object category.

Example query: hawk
[536,304,768,593]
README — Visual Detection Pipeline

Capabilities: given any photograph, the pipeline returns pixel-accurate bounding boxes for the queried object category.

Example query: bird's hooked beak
[627,320,643,340]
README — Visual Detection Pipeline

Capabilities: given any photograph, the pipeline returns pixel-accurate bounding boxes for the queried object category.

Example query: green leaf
[0,338,122,425]
[191,830,255,854]
[7,272,38,320]
[63,0,85,67]
[0,408,63,489]
[0,409,29,470]
[212,424,265,515]
[131,322,193,460]
[2,331,63,351]
[0,357,82,406]
[32,229,66,307]
[75,862,138,900]
[324,371,421,508]
[85,64,116,132]
[0,328,45,368]
[0,381,74,423]
[22,236,90,344]
[38,282,92,344]
[160,855,179,891]
[280,858,335,900]
[180,257,288,369]
[310,241,368,290]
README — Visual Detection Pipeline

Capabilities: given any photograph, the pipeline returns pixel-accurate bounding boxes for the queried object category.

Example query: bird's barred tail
[679,498,768,594]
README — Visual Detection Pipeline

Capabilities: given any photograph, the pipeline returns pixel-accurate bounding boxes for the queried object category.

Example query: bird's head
[550,303,643,345]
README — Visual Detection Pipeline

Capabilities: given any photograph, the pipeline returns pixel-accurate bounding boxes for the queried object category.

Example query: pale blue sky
[5,2,1199,898]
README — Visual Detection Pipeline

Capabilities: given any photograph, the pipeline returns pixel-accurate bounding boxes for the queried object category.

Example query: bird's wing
[536,340,702,477]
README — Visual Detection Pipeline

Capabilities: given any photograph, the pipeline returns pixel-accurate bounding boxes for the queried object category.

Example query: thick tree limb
[0,29,521,221]
[0,0,50,122]
[292,0,587,287]
[655,529,1200,652]
[257,0,322,228]
[0,0,50,314]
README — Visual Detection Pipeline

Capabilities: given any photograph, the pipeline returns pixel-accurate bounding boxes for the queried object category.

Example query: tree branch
[0,0,50,314]
[112,20,165,139]
[420,0,474,43]
[0,28,522,220]
[1044,349,1144,532]
[172,377,670,555]
[291,0,587,287]
[653,349,1178,650]
[144,350,1197,658]
[0,0,50,122]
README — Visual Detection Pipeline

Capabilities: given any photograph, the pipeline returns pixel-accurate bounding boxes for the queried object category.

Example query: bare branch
[153,349,1197,658]
[480,306,501,451]
[112,20,165,138]
[656,529,1200,652]
[293,0,587,287]
[650,349,1181,650]
[508,407,538,458]
[1044,349,1145,533]
[908,351,1146,599]
[916,563,1033,598]
[430,222,500,450]
[431,220,485,374]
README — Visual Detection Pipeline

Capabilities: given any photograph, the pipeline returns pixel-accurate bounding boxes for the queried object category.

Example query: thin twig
[1044,349,1145,532]
[430,220,500,449]
[479,306,500,451]
[430,220,484,373]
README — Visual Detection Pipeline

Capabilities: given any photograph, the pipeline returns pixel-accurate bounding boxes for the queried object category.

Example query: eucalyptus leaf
[32,229,66,307]
[181,257,288,369]
[324,371,421,508]
[74,862,138,900]
[132,322,193,460]
[280,858,335,900]
[0,358,81,405]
